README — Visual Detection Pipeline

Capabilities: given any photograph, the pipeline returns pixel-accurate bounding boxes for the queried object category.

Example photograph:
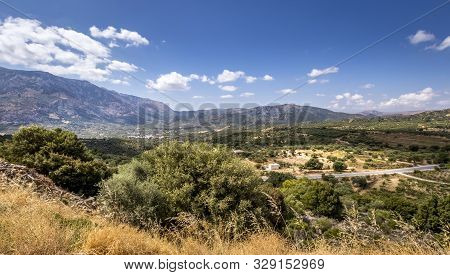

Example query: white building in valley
[265,163,280,171]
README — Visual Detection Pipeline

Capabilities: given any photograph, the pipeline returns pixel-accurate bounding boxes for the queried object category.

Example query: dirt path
[397,173,448,185]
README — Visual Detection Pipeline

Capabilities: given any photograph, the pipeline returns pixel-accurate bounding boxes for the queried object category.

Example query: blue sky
[0,0,449,112]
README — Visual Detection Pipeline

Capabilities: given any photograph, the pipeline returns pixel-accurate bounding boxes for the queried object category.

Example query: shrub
[281,179,343,219]
[333,161,347,172]
[305,157,323,170]
[415,195,450,233]
[0,126,111,196]
[321,174,338,184]
[100,141,284,232]
[409,145,420,152]
[352,176,368,189]
[265,171,296,187]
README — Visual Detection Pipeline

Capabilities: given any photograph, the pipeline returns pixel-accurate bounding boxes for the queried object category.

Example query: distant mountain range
[0,66,435,136]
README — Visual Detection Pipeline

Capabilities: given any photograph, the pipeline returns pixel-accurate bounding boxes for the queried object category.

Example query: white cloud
[217,69,245,83]
[189,74,200,80]
[108,41,119,48]
[106,60,138,72]
[245,76,257,83]
[220,94,233,99]
[380,87,435,107]
[146,72,195,92]
[263,74,273,81]
[219,85,238,92]
[308,79,329,85]
[0,17,140,82]
[331,92,373,110]
[89,26,149,47]
[315,93,325,97]
[307,66,339,78]
[431,36,450,51]
[279,88,296,94]
[200,75,215,85]
[216,70,272,84]
[192,95,204,99]
[408,30,435,44]
[111,78,130,85]
[240,92,254,97]
[361,83,375,89]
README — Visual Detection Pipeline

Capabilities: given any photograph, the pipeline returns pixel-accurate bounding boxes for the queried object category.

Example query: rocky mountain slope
[0,66,358,134]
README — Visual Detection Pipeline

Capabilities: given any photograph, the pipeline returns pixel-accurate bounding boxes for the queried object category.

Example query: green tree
[0,126,111,196]
[352,176,368,189]
[305,157,323,170]
[100,141,285,231]
[281,179,343,219]
[332,161,347,172]
[265,171,296,187]
[415,195,450,233]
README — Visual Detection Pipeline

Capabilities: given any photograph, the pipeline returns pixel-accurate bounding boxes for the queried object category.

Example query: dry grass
[0,182,448,255]
[82,226,175,255]
[0,185,91,254]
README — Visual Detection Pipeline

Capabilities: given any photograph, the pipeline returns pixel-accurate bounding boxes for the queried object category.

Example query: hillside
[0,67,173,126]
[0,67,359,136]
[0,158,446,255]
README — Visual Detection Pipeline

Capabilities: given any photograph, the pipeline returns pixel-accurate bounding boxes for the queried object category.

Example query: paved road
[302,164,439,180]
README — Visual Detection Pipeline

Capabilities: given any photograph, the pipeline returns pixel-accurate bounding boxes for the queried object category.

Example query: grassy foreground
[0,182,447,255]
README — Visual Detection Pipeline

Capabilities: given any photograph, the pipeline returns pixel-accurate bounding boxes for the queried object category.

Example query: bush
[321,174,338,184]
[100,141,284,232]
[333,161,347,172]
[281,179,343,219]
[0,126,111,196]
[352,176,368,189]
[265,171,296,187]
[409,145,420,152]
[305,157,323,170]
[415,195,450,233]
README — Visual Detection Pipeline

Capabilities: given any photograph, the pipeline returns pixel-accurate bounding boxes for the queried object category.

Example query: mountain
[0,66,359,135]
[0,67,173,125]
[359,110,385,117]
[174,104,357,128]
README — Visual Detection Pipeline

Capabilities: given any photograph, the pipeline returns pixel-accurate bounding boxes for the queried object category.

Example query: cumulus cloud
[408,30,435,44]
[189,74,200,80]
[279,88,296,95]
[192,95,204,99]
[307,66,339,78]
[89,26,149,47]
[361,83,375,89]
[146,72,195,92]
[111,78,130,85]
[200,75,215,85]
[219,85,238,92]
[380,87,435,108]
[216,69,245,83]
[0,17,140,82]
[245,76,257,83]
[263,74,273,81]
[106,60,138,72]
[240,92,254,97]
[331,92,374,110]
[220,94,233,99]
[216,69,272,84]
[315,93,325,97]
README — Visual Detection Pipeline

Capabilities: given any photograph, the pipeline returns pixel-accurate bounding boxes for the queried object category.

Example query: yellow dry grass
[0,183,447,255]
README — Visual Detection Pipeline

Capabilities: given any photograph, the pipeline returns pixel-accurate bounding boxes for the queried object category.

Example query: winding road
[302,164,440,180]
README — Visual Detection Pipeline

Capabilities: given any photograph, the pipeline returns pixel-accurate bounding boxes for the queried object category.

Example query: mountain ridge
[0,66,392,135]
